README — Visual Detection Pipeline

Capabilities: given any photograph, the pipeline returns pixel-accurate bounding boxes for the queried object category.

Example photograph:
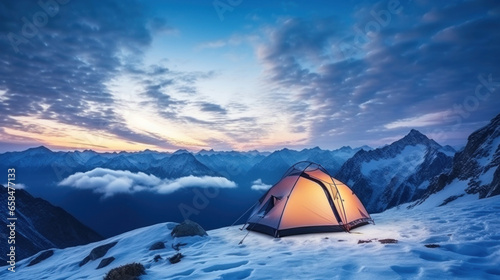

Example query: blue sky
[0,0,499,152]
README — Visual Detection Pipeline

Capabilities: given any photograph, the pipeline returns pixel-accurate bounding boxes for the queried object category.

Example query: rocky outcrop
[418,113,500,203]
[171,220,207,237]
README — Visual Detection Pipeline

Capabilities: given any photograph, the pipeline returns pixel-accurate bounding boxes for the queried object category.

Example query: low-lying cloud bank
[59,168,237,198]
[250,179,272,191]
[2,183,26,190]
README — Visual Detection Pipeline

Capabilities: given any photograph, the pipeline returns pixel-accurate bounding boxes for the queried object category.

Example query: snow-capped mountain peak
[392,129,441,151]
[336,129,454,213]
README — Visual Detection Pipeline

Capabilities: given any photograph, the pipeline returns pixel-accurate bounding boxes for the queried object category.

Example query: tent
[246,161,373,237]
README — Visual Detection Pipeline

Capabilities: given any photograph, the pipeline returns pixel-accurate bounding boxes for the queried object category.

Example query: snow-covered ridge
[3,194,499,280]
[336,130,455,213]
[418,113,500,204]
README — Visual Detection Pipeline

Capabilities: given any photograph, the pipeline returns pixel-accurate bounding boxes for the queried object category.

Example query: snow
[476,136,500,167]
[361,144,427,181]
[416,179,479,209]
[360,144,428,203]
[416,180,429,190]
[3,194,500,279]
[478,166,497,186]
[439,146,456,157]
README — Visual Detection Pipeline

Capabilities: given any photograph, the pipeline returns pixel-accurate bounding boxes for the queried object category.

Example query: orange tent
[246,162,373,237]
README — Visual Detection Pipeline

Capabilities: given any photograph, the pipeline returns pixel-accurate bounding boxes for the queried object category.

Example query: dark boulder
[171,220,207,237]
[149,241,165,251]
[80,241,118,267]
[28,250,54,266]
[168,253,184,264]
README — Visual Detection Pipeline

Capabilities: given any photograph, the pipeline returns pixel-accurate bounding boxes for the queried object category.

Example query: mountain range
[0,144,365,185]
[1,112,498,265]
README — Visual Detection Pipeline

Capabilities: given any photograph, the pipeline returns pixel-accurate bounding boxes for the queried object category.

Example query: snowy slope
[3,195,499,279]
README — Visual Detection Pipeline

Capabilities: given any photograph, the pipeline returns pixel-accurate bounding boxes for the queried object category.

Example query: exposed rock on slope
[416,113,500,204]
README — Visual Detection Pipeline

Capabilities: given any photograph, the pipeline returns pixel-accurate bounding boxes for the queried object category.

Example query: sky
[0,0,499,152]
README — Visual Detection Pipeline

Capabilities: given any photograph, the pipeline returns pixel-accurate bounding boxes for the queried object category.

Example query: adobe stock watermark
[431,73,499,142]
[213,0,243,21]
[178,187,220,221]
[337,0,403,59]
[7,0,72,54]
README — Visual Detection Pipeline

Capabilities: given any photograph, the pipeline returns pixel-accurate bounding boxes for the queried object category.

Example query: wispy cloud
[250,179,272,191]
[384,111,452,129]
[58,168,237,198]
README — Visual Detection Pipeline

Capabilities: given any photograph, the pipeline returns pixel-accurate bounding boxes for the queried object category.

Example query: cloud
[0,0,153,141]
[255,0,500,147]
[156,176,236,194]
[58,168,237,198]
[384,111,452,129]
[2,183,26,190]
[0,0,217,151]
[199,102,227,114]
[250,179,272,191]
[1,1,499,151]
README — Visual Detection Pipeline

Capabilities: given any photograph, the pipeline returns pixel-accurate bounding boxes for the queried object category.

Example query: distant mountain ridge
[0,185,102,262]
[248,146,370,184]
[0,145,371,184]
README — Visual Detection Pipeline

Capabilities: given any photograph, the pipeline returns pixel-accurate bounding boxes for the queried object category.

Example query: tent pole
[239,228,251,245]
[227,201,258,230]
[239,215,264,244]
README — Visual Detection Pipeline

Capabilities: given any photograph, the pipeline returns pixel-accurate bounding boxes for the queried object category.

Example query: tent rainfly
[246,161,374,237]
